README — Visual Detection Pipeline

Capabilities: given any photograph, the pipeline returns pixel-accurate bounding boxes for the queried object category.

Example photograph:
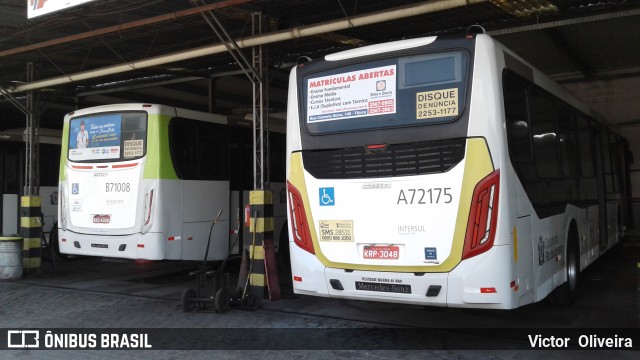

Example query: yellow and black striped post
[247,190,273,308]
[20,196,42,275]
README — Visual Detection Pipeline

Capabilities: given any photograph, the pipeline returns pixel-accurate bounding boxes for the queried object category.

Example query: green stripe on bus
[59,121,69,181]
[144,114,179,180]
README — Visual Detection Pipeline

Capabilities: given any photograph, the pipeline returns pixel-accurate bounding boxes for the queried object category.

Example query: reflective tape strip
[21,196,41,208]
[22,237,41,250]
[22,257,41,269]
[20,217,41,228]
[249,273,265,287]
[250,190,273,206]
[250,245,265,260]
[250,217,274,233]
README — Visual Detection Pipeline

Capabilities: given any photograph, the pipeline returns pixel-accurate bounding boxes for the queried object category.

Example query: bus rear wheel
[565,241,579,299]
[550,230,579,305]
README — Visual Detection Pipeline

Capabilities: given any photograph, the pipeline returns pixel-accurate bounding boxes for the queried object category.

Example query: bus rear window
[68,111,147,162]
[302,51,468,134]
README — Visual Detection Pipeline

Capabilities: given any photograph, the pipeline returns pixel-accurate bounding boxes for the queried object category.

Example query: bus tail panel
[65,162,143,232]
[288,138,495,273]
[288,137,516,307]
[304,165,464,269]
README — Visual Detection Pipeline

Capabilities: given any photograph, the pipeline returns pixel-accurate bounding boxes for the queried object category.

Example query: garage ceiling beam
[76,76,204,97]
[9,0,489,94]
[0,0,253,58]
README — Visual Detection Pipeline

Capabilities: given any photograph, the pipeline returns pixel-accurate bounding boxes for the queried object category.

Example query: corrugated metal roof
[0,0,639,128]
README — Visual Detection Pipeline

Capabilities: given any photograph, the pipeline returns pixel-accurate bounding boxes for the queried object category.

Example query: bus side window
[169,118,228,181]
[557,105,579,177]
[503,72,536,183]
[169,118,197,179]
[198,124,228,181]
[601,130,614,193]
[530,89,561,179]
[504,73,532,161]
[577,116,594,178]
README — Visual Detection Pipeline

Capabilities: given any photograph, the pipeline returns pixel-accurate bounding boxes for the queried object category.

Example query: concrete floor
[0,232,637,359]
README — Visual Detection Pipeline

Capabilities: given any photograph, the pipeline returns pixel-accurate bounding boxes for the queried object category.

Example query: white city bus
[58,103,287,260]
[285,34,631,309]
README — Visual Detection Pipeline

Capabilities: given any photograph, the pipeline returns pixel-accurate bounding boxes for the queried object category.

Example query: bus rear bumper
[290,244,516,309]
[58,229,164,260]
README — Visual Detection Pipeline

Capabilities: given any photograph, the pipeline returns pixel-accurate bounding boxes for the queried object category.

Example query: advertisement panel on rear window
[307,65,397,123]
[68,114,122,161]
[302,51,468,134]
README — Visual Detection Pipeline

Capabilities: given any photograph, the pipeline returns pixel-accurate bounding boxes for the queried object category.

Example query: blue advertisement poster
[68,114,122,161]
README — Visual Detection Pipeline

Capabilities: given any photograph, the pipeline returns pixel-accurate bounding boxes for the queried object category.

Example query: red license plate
[363,245,399,260]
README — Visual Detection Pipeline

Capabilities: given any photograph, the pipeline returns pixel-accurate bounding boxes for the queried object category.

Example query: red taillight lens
[287,181,315,254]
[462,169,500,260]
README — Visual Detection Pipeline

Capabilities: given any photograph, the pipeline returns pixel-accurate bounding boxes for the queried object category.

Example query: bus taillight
[462,169,500,260]
[287,181,315,255]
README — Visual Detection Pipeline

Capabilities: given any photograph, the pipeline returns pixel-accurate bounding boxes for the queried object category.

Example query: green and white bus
[285,34,631,309]
[58,103,286,260]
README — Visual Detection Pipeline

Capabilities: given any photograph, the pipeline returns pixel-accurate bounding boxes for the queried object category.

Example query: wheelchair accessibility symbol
[319,187,335,206]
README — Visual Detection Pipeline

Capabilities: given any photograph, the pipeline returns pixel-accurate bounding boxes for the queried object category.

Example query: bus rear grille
[301,138,466,179]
